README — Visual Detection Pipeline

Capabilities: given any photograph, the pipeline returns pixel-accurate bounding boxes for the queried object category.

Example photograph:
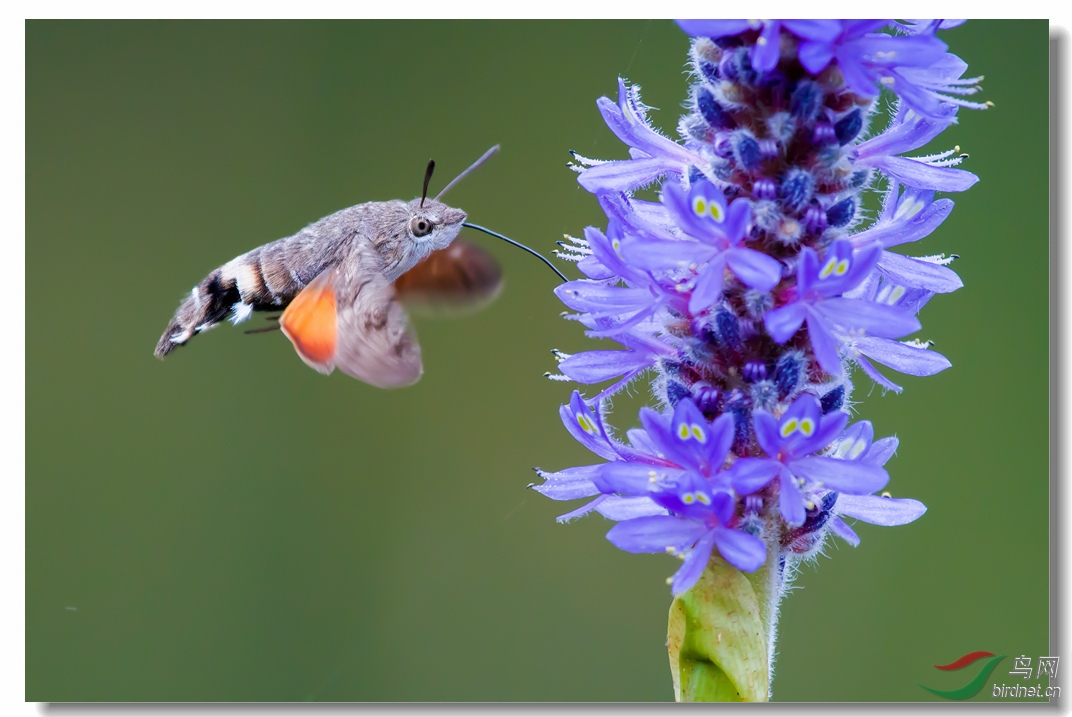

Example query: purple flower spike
[541,20,981,610]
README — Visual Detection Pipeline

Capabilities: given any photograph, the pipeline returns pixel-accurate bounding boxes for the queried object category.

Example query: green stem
[667,529,784,702]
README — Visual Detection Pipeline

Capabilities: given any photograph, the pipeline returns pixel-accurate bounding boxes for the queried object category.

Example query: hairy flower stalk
[535,20,984,701]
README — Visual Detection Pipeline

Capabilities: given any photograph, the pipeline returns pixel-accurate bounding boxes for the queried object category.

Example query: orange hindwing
[279,270,338,373]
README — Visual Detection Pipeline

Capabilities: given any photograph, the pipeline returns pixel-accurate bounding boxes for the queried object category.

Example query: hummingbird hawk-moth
[154,146,563,388]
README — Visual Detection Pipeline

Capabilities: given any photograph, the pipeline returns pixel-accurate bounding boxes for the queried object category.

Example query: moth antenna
[435,145,500,201]
[462,222,568,283]
[420,159,435,208]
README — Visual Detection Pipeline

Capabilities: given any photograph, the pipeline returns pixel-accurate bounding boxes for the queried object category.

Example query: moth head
[406,197,467,251]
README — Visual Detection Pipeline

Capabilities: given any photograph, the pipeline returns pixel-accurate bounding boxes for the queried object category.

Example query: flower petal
[805,310,843,375]
[596,495,669,521]
[869,156,979,193]
[751,411,783,456]
[596,461,683,495]
[765,302,807,343]
[778,468,806,526]
[730,457,781,495]
[865,436,899,466]
[726,247,783,291]
[712,526,767,572]
[818,298,922,339]
[829,516,861,546]
[533,465,602,500]
[688,257,728,314]
[836,494,927,525]
[854,335,952,376]
[877,251,963,293]
[555,495,606,523]
[578,157,683,194]
[559,348,656,384]
[791,456,890,494]
[671,529,719,595]
[606,515,707,554]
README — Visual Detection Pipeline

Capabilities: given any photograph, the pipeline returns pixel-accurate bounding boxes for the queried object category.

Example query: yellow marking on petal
[881,491,892,498]
[577,414,597,434]
[819,257,838,279]
[834,258,849,276]
[847,439,867,460]
[799,418,815,436]
[880,75,896,86]
[888,285,906,303]
[710,202,725,222]
[682,493,695,504]
[678,423,691,440]
[691,424,707,443]
[666,546,676,554]
[805,499,815,510]
[756,35,768,46]
[875,50,896,61]
[695,491,711,505]
[780,418,799,437]
[693,197,708,217]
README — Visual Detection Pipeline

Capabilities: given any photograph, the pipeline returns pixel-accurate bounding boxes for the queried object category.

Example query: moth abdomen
[154,267,240,358]
[153,246,317,359]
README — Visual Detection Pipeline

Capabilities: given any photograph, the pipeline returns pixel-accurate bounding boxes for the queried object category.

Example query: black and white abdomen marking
[154,237,335,359]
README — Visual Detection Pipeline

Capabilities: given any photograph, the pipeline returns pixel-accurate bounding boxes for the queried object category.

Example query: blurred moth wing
[280,257,424,388]
[278,237,502,386]
[393,237,503,316]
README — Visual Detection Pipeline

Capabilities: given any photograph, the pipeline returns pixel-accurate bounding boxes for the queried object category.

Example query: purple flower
[606,493,766,595]
[764,240,921,375]
[551,331,673,400]
[825,421,927,545]
[675,20,984,120]
[595,399,767,593]
[727,394,888,525]
[621,180,783,315]
[675,20,842,74]
[855,103,978,192]
[850,181,963,294]
[574,78,704,194]
[533,391,669,523]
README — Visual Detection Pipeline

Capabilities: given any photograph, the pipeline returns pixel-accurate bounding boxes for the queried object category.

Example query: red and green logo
[918,651,1006,700]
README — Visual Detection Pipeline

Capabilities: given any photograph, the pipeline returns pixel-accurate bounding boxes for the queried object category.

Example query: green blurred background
[26,20,1049,702]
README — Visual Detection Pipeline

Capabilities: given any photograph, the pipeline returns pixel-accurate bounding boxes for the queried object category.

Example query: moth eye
[411,217,434,238]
